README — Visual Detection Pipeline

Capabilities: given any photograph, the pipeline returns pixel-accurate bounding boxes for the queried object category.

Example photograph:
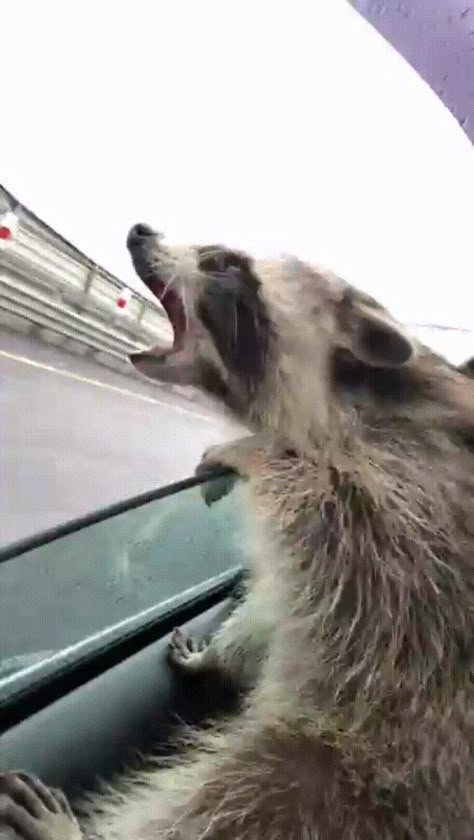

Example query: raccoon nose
[127,223,156,250]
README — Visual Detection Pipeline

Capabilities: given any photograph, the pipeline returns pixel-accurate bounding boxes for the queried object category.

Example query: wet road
[0,329,249,678]
[0,329,244,546]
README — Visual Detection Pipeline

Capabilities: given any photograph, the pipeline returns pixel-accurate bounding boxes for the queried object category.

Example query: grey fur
[1,238,473,839]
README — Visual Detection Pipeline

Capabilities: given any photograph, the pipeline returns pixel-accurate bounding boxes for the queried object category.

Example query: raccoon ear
[346,298,415,369]
[458,357,474,379]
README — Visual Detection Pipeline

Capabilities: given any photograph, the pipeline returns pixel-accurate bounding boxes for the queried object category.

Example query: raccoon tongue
[146,277,188,352]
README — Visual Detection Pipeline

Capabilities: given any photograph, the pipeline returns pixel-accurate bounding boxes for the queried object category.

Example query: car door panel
[0,599,234,798]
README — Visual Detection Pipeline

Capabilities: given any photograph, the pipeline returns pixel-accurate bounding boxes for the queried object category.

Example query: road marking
[0,349,219,423]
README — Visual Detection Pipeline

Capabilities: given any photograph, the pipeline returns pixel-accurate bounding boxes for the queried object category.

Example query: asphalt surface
[0,329,244,546]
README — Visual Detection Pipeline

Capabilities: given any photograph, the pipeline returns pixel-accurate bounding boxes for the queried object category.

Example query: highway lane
[0,330,250,675]
[0,329,245,547]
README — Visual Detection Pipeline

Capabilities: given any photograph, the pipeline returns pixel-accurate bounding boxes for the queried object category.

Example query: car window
[0,473,250,697]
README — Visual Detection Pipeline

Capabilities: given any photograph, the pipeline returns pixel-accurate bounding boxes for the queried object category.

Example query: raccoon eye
[198,251,225,274]
[222,252,252,273]
[198,247,251,276]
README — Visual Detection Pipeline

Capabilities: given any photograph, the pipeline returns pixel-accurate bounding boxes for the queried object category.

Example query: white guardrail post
[0,185,173,379]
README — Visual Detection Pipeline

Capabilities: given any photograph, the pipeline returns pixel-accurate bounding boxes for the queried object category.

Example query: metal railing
[1,185,470,375]
[0,184,172,372]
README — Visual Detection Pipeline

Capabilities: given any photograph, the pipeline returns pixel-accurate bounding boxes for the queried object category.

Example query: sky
[2,0,473,363]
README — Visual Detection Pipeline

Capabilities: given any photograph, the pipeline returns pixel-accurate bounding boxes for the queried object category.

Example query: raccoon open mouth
[126,223,189,355]
[144,275,188,354]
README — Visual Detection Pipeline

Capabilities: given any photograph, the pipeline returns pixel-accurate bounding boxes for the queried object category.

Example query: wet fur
[79,244,474,838]
[3,241,474,839]
[78,407,474,838]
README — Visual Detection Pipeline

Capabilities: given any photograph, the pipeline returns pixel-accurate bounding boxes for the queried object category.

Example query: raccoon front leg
[168,581,276,694]
[195,431,277,497]
[168,433,280,691]
[0,772,82,840]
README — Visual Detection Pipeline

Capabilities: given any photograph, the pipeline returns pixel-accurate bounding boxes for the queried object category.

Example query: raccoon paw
[0,772,81,840]
[168,628,211,675]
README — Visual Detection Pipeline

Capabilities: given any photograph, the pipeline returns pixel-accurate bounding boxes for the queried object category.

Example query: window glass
[0,475,249,691]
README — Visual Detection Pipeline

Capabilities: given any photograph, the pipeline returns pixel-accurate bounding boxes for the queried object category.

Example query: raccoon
[1,224,473,839]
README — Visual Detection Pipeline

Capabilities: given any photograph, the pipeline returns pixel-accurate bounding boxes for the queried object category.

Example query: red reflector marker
[0,226,11,240]
[116,287,132,310]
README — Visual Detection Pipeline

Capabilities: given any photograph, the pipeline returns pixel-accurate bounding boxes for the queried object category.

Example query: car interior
[0,470,247,803]
[1,0,471,825]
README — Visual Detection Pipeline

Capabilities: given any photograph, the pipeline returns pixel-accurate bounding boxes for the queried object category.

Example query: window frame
[0,468,236,564]
[0,469,245,729]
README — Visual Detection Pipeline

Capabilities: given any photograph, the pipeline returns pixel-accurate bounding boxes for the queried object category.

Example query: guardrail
[2,186,471,379]
[0,185,173,376]
[0,271,146,364]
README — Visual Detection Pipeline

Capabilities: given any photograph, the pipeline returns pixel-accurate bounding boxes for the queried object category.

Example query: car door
[0,470,248,800]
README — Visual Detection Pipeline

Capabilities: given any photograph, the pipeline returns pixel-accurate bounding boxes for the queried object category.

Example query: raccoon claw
[199,471,240,506]
[168,628,211,675]
[0,772,81,840]
[194,458,233,481]
[195,444,247,506]
[198,434,274,481]
[196,433,280,505]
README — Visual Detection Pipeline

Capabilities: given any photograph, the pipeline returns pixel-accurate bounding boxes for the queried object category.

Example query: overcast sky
[2,0,472,363]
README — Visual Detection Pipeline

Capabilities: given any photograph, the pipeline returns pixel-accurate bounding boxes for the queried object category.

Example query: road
[0,329,251,675]
[0,329,244,547]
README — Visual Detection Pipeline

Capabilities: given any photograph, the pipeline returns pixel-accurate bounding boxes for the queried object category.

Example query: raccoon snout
[127,223,158,251]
